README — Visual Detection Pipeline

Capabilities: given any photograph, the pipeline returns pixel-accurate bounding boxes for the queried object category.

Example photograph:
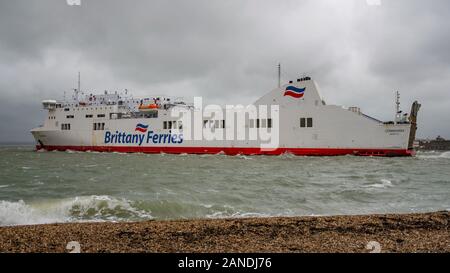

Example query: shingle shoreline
[0,211,448,253]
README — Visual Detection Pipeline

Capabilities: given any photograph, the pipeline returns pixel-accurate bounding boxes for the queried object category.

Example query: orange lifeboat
[138,104,159,111]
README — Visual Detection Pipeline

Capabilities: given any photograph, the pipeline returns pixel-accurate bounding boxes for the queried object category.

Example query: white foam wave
[206,211,270,219]
[363,179,393,189]
[0,195,153,226]
[85,150,101,154]
[417,151,450,159]
[112,151,128,155]
[278,152,296,158]
[0,200,61,226]
[237,155,253,160]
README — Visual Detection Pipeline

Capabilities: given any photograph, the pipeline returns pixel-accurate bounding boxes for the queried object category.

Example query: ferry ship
[31,76,421,157]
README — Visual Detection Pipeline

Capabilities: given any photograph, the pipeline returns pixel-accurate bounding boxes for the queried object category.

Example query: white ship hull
[31,78,419,157]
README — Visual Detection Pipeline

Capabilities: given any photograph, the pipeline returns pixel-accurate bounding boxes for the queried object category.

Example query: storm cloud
[0,0,449,142]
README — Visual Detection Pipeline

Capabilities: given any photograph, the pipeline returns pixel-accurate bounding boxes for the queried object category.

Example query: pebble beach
[0,211,448,253]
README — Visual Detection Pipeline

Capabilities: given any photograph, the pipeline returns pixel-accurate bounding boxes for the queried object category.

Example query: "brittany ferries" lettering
[104,130,183,146]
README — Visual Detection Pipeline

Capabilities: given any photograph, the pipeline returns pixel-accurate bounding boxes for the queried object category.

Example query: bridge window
[147,111,158,118]
[61,123,71,130]
[261,119,267,128]
[300,118,306,128]
[86,114,93,118]
[93,123,105,131]
[97,114,106,118]
[307,118,313,128]
[143,112,158,118]
[300,118,313,128]
[66,115,74,119]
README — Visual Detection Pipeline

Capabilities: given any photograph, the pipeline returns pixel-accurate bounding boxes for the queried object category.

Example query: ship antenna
[77,71,81,101]
[277,63,281,88]
[395,91,400,124]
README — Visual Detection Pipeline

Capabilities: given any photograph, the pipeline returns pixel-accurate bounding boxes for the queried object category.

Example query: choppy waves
[417,151,450,159]
[362,179,394,189]
[0,196,273,226]
[0,196,153,226]
[1,147,450,226]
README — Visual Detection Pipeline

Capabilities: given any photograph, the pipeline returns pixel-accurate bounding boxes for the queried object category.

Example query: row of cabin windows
[138,112,158,119]
[201,119,273,129]
[61,123,71,130]
[203,120,226,129]
[65,114,106,119]
[64,107,114,111]
[163,121,183,130]
[93,123,105,131]
[248,119,273,129]
[48,116,56,120]
[300,118,313,128]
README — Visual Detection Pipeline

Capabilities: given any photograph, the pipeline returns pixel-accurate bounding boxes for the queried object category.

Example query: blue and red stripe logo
[284,86,306,99]
[135,123,149,133]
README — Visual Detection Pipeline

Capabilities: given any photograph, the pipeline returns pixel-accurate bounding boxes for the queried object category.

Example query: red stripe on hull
[35,145,415,157]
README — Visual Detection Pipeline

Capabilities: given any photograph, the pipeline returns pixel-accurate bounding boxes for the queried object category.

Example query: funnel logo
[135,123,149,133]
[284,86,305,99]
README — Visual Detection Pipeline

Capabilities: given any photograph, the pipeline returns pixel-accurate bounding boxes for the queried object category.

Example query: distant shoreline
[0,211,448,253]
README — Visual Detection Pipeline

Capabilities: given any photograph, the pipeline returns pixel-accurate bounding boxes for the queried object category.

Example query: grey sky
[0,0,449,142]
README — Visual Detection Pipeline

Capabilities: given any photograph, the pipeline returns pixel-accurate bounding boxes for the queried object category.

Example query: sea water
[0,146,449,226]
